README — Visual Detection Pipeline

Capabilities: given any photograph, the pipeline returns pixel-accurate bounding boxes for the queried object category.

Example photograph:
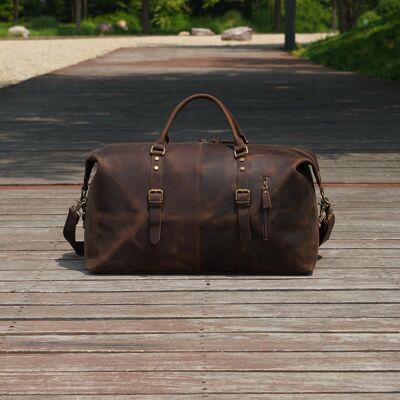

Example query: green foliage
[357,11,381,28]
[296,18,400,80]
[377,0,400,15]
[29,15,58,30]
[249,1,276,33]
[1,0,393,36]
[151,0,188,30]
[0,0,14,22]
[295,0,332,33]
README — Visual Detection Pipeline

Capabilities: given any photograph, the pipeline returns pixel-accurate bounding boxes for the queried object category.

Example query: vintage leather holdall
[64,93,335,274]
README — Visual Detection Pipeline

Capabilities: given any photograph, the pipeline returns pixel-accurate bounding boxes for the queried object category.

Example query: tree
[75,0,82,32]
[332,0,338,30]
[83,0,88,20]
[337,0,356,32]
[141,0,150,33]
[12,0,18,23]
[284,0,296,50]
[274,0,282,32]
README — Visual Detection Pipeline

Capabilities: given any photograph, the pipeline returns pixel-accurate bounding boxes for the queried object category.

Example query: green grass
[295,18,400,80]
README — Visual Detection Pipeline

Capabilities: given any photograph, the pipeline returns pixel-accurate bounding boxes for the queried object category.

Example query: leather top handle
[152,94,249,157]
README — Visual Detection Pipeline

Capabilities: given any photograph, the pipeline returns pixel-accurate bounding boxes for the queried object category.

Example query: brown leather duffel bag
[64,93,335,274]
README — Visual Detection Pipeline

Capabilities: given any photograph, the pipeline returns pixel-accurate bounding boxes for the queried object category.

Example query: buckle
[148,189,164,204]
[235,189,251,204]
[150,145,166,156]
[234,146,249,159]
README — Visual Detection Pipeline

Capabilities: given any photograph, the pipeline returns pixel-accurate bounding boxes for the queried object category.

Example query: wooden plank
[0,371,399,394]
[0,268,399,281]
[0,304,399,319]
[3,230,400,241]
[0,318,398,334]
[1,248,400,261]
[1,257,399,270]
[0,395,398,400]
[0,351,399,372]
[0,276,399,292]
[1,239,400,251]
[0,290,398,305]
[0,279,397,291]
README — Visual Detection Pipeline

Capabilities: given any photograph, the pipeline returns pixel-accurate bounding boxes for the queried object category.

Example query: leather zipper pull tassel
[262,176,272,240]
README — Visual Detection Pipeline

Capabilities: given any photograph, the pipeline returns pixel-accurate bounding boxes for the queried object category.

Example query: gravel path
[0,33,331,88]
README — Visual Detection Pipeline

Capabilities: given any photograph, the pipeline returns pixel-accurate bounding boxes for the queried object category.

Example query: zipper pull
[262,176,272,209]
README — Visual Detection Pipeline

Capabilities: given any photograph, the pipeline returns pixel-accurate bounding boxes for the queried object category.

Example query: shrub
[296,18,400,80]
[251,6,275,33]
[29,15,58,29]
[357,11,381,29]
[295,0,331,33]
[377,0,400,16]
[151,0,188,30]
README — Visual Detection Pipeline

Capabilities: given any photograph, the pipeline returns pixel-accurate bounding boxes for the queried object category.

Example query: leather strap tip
[319,212,335,246]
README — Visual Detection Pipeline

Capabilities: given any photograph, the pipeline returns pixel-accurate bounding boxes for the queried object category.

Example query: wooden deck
[0,45,399,397]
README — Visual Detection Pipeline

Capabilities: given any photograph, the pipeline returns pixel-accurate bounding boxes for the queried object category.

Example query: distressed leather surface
[63,94,334,274]
[83,142,323,274]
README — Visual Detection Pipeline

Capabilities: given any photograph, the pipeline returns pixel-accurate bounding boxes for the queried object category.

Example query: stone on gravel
[178,31,190,36]
[96,22,114,34]
[116,20,128,31]
[221,26,252,41]
[191,28,215,36]
[8,25,30,38]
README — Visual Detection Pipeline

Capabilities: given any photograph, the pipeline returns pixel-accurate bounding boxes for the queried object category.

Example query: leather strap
[235,155,251,244]
[63,206,84,256]
[148,151,164,244]
[63,155,97,256]
[152,94,248,155]
[303,158,335,246]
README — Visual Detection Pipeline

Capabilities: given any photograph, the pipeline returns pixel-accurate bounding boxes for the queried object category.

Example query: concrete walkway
[0,44,399,184]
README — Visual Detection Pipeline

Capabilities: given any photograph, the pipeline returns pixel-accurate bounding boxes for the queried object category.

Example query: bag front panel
[84,142,319,274]
[85,143,201,273]
[199,144,319,274]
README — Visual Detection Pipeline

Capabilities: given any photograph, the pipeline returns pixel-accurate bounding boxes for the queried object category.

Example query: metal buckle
[235,189,251,204]
[150,145,166,156]
[148,189,164,203]
[234,146,249,159]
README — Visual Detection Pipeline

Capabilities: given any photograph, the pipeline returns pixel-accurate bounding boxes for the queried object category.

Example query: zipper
[198,138,234,144]
[261,176,272,240]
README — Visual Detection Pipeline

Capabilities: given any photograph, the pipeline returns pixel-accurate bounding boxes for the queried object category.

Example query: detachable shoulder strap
[63,157,96,256]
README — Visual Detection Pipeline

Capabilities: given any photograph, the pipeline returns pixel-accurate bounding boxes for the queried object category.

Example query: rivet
[240,166,245,171]
[153,165,159,171]
[239,157,245,162]
[154,156,160,161]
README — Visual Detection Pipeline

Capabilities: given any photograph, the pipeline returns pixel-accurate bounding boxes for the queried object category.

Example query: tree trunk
[141,0,150,34]
[12,0,19,23]
[75,0,82,32]
[83,0,88,20]
[284,0,296,50]
[337,0,356,32]
[332,0,338,30]
[274,0,282,32]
